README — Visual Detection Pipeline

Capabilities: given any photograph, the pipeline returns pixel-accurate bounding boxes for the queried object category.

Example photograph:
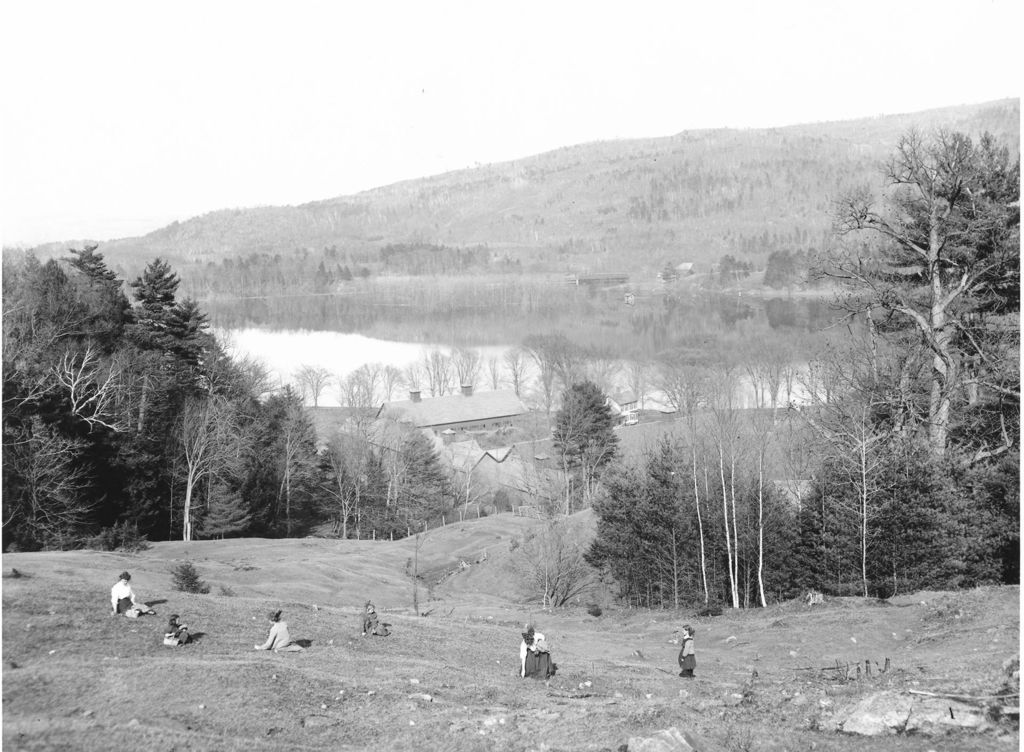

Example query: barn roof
[378,389,527,428]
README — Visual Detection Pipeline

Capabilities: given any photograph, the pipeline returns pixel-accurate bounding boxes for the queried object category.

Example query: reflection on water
[218,328,511,406]
[220,327,816,410]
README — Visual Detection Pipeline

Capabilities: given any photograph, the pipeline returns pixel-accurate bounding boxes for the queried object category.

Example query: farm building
[606,389,640,425]
[377,387,527,434]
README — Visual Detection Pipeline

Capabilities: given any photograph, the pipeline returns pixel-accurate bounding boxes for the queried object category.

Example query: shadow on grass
[295,639,313,648]
[146,599,168,608]
[188,632,207,643]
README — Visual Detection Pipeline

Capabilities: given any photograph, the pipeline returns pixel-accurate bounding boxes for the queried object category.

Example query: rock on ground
[835,692,913,735]
[906,699,989,734]
[626,726,705,752]
[835,691,991,736]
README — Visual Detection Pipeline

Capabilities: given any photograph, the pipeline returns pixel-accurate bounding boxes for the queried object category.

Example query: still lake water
[220,328,813,409]
[219,328,512,406]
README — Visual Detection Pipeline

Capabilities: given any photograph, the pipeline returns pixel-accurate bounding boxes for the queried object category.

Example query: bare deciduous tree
[175,396,242,541]
[321,432,370,538]
[452,347,482,389]
[381,365,404,402]
[3,417,94,547]
[503,347,528,397]
[513,517,595,607]
[422,348,453,397]
[340,363,382,415]
[486,355,501,391]
[53,346,127,432]
[626,360,650,410]
[294,364,332,407]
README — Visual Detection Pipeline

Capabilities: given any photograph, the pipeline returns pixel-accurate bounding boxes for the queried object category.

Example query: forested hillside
[34,99,1017,282]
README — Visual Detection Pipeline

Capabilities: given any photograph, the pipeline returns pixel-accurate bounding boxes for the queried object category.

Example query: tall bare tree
[294,364,332,407]
[626,360,650,410]
[381,365,405,402]
[708,364,742,609]
[175,396,241,541]
[503,347,528,397]
[3,417,93,548]
[485,355,502,391]
[452,347,482,389]
[422,348,453,396]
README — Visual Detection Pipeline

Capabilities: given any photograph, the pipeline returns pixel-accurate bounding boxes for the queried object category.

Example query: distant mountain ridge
[35,99,1022,272]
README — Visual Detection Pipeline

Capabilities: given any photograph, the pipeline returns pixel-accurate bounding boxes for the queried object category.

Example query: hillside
[2,516,1019,751]
[60,99,1018,275]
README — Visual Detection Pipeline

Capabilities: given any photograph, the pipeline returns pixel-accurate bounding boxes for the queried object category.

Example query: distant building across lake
[565,272,629,286]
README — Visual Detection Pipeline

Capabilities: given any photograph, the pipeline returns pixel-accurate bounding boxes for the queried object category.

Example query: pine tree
[553,380,618,510]
[201,481,252,539]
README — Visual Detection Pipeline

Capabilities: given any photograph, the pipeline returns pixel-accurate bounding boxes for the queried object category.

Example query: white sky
[1,0,1020,246]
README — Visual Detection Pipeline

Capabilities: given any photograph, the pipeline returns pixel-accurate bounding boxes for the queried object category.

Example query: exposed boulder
[626,726,705,752]
[834,692,912,735]
[836,691,992,736]
[905,699,989,734]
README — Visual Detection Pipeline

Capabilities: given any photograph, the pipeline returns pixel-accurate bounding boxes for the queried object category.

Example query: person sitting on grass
[520,623,557,679]
[163,614,191,646]
[110,571,155,618]
[254,610,304,652]
[361,601,390,636]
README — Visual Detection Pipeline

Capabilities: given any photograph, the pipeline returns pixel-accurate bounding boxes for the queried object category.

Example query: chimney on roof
[461,384,473,397]
[409,390,421,403]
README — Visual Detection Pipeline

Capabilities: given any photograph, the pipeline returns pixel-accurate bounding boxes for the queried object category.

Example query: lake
[219,327,815,409]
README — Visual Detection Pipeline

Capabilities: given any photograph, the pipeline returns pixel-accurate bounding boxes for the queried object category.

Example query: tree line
[1,249,458,550]
[584,129,1019,604]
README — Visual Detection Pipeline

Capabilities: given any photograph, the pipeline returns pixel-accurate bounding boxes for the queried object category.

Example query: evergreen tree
[200,481,252,539]
[394,429,449,531]
[553,380,618,510]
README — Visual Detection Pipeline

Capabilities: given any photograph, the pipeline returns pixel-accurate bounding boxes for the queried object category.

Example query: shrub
[88,521,150,553]
[586,603,602,617]
[170,562,210,594]
[218,584,236,597]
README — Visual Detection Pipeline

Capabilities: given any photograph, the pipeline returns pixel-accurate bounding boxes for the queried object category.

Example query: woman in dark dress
[520,623,556,679]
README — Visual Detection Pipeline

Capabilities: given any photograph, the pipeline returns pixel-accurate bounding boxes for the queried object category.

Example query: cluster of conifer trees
[1,249,451,550]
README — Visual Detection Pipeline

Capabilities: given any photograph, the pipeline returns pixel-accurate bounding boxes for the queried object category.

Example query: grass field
[2,513,1019,751]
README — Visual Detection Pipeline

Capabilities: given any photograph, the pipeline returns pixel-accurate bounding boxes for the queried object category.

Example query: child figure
[163,614,191,646]
[678,624,696,678]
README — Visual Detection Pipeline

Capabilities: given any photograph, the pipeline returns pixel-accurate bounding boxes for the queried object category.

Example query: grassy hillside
[69,99,1018,276]
[2,513,1019,751]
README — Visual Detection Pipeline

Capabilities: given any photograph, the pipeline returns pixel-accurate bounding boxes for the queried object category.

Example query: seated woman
[254,610,304,652]
[520,623,556,679]
[163,614,191,646]
[361,601,390,636]
[109,571,156,618]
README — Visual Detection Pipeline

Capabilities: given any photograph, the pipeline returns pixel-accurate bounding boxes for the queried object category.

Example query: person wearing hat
[254,610,304,652]
[361,601,390,637]
[678,624,696,678]
[110,571,155,617]
[163,614,191,646]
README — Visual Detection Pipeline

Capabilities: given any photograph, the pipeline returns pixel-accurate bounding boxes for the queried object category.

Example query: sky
[1,0,1020,246]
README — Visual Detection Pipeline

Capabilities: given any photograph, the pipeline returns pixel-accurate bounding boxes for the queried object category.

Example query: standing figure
[163,614,191,646]
[678,624,696,678]
[110,571,155,617]
[254,610,304,652]
[361,601,390,636]
[520,623,556,679]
